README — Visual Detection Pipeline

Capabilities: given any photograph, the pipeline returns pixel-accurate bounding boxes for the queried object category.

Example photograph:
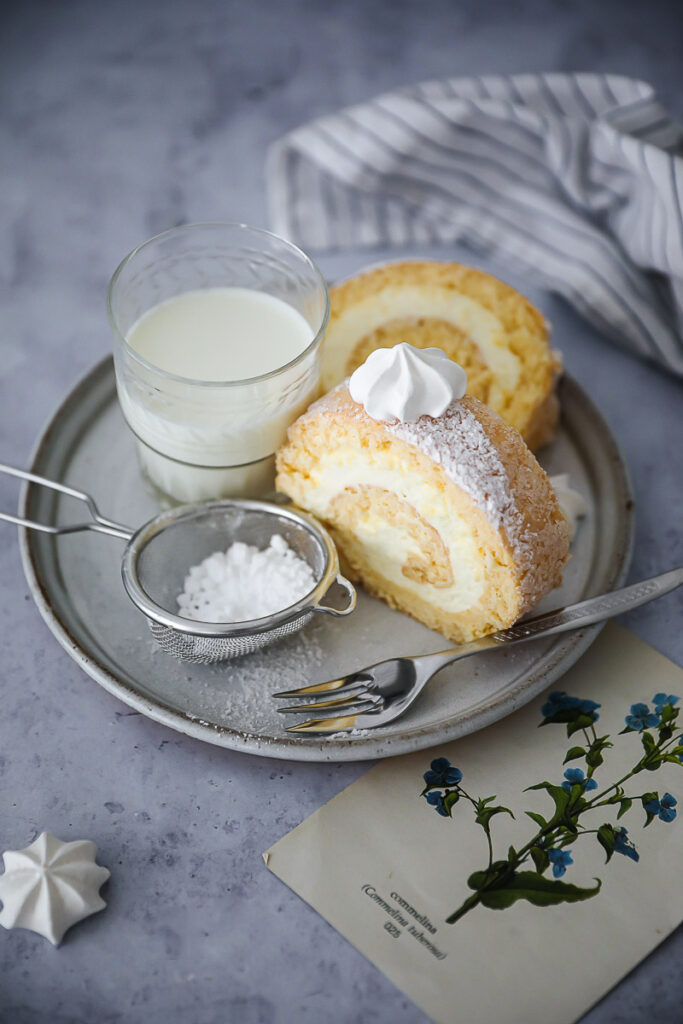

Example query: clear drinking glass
[107,222,329,503]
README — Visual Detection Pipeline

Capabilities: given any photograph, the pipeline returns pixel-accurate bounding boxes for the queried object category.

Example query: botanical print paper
[265,625,683,1024]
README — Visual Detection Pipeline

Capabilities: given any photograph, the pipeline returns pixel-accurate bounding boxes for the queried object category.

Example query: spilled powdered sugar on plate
[184,624,327,737]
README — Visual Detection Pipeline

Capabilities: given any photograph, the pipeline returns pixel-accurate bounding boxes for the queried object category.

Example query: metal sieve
[1,464,356,664]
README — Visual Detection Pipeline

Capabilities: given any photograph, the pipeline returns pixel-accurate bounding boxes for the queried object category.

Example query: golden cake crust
[323,261,561,449]
[276,384,569,643]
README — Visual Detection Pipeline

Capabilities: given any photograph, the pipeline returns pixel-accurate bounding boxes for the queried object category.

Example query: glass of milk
[108,222,329,503]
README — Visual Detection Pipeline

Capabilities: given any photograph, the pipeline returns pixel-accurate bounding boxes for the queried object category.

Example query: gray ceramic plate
[20,358,633,761]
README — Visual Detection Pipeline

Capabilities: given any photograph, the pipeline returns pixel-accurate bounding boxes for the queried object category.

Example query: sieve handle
[0,463,133,541]
[314,574,357,617]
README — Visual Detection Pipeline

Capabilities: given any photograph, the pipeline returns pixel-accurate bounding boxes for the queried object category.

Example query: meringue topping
[348,343,468,422]
[0,831,110,946]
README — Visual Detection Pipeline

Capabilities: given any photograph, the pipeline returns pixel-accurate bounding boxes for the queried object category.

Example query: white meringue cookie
[0,831,110,946]
[349,343,468,423]
[549,473,588,541]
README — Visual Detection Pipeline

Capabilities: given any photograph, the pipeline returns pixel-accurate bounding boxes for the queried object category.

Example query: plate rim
[19,357,634,762]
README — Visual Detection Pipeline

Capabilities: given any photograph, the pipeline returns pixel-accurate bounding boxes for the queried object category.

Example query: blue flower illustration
[613,827,639,862]
[541,692,600,722]
[425,790,450,816]
[548,849,573,877]
[423,758,463,789]
[578,699,601,719]
[625,703,660,731]
[561,768,598,793]
[542,692,581,717]
[644,793,677,823]
[653,693,679,711]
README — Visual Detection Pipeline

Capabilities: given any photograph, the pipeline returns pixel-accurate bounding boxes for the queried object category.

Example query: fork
[273,567,683,734]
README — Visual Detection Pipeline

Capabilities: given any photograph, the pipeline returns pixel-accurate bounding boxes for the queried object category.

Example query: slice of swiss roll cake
[276,344,569,644]
[322,261,561,450]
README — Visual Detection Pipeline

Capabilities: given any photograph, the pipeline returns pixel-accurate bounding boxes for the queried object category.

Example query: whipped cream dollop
[550,473,588,541]
[349,343,468,423]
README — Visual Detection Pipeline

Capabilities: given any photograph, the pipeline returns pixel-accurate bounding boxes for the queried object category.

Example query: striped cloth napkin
[267,73,683,377]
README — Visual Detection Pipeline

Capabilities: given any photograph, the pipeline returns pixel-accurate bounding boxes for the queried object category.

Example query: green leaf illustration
[641,732,656,754]
[540,709,581,726]
[563,746,586,764]
[475,805,514,829]
[565,784,586,810]
[586,747,604,768]
[525,810,548,829]
[617,798,632,820]
[641,791,658,827]
[597,824,616,863]
[530,846,550,875]
[467,870,601,910]
[567,714,597,737]
[540,710,596,737]
[443,791,460,817]
[658,704,678,741]
[526,782,570,822]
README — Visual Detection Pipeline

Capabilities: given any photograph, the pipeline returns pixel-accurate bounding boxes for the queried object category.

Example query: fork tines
[272,674,368,699]
[273,674,380,733]
[284,714,365,734]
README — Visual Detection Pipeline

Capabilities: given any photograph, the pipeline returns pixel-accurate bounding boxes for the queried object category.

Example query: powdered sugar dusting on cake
[388,402,529,564]
[390,405,518,521]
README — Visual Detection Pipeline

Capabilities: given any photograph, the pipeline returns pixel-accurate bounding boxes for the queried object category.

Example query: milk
[127,287,314,381]
[116,287,319,503]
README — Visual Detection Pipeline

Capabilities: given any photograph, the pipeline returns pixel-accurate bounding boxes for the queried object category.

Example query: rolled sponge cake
[276,384,570,644]
[322,262,561,450]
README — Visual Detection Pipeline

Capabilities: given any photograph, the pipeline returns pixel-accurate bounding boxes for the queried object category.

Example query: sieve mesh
[148,611,315,664]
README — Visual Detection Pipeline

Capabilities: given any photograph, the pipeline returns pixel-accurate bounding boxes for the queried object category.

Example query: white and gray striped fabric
[267,73,683,377]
